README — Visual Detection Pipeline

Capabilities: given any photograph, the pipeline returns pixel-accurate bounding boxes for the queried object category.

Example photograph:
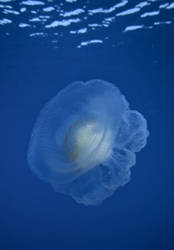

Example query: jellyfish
[27,79,149,205]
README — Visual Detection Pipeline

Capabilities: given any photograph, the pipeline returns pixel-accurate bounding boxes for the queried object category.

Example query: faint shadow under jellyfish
[27,79,149,205]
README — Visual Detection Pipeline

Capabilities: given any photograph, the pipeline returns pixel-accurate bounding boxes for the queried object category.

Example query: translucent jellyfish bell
[28,79,149,205]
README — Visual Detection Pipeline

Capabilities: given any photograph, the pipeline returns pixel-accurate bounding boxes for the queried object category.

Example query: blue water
[0,0,174,249]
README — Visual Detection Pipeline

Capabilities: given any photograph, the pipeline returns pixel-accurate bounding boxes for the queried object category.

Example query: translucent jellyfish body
[28,80,149,205]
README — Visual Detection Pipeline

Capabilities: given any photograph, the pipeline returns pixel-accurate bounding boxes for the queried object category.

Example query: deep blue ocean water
[0,0,174,249]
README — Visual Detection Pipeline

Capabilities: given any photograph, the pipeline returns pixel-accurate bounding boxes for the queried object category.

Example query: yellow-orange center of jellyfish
[64,119,112,168]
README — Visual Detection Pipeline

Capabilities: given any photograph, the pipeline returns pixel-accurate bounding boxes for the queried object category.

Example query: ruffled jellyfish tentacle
[100,148,136,191]
[116,110,149,152]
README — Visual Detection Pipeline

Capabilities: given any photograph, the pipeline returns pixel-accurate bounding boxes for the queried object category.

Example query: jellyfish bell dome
[28,79,149,205]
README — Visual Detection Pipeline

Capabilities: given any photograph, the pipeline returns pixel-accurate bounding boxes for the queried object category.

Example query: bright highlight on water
[27,79,149,205]
[0,0,173,48]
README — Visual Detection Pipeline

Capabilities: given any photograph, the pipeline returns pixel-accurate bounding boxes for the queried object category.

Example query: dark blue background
[0,17,174,250]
